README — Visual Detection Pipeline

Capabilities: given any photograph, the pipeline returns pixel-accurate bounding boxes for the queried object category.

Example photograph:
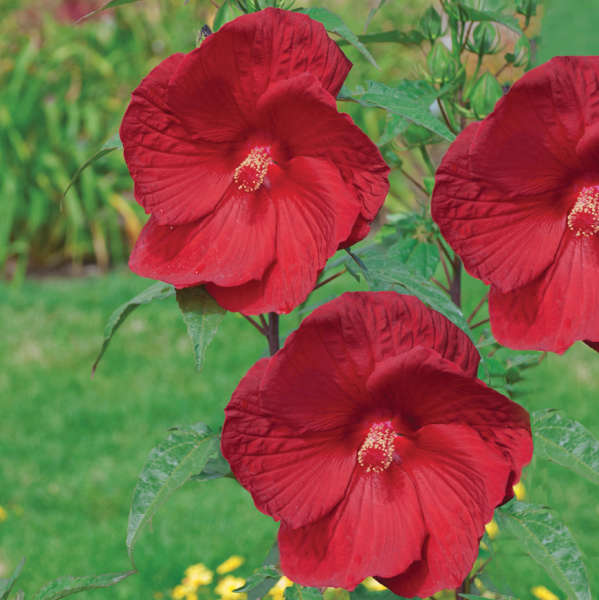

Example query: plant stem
[438,98,458,134]
[266,312,280,356]
[432,278,450,294]
[243,315,266,335]
[449,256,462,308]
[437,242,452,286]
[313,270,346,291]
[467,292,489,323]
[419,145,436,176]
[471,317,490,329]
[400,168,429,195]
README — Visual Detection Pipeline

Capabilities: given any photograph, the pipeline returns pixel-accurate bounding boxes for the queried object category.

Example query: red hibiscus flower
[221,292,532,597]
[120,8,389,315]
[432,56,599,353]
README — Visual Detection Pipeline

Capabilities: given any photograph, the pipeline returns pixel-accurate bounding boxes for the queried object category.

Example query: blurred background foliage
[1,1,599,600]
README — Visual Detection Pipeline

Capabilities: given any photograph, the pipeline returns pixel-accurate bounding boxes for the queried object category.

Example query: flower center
[567,186,599,238]
[357,422,396,473]
[233,147,272,192]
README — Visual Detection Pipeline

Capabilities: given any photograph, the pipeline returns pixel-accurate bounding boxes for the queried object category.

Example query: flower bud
[470,23,499,56]
[419,7,443,42]
[402,122,437,147]
[470,72,503,119]
[505,35,531,68]
[427,41,458,85]
[515,0,538,18]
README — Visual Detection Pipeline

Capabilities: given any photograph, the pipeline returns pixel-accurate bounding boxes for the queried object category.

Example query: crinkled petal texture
[121,8,388,315]
[432,56,599,352]
[489,233,599,353]
[222,292,532,596]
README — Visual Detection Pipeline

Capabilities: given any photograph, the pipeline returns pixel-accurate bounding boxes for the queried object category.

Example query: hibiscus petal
[207,156,359,314]
[227,293,479,434]
[489,233,599,353]
[128,186,277,288]
[278,467,426,589]
[433,121,567,292]
[256,73,389,240]
[120,54,235,225]
[366,346,533,491]
[379,424,512,597]
[167,8,351,134]
[221,358,356,529]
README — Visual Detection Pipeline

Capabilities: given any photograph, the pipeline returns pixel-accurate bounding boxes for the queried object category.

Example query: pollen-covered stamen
[233,147,272,192]
[568,186,599,238]
[357,422,396,473]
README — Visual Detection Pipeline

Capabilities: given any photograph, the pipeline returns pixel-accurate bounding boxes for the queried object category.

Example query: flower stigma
[567,186,599,238]
[357,422,397,473]
[233,147,272,192]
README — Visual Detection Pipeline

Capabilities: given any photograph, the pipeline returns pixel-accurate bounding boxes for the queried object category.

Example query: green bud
[470,72,503,119]
[402,122,437,147]
[427,41,458,85]
[470,23,500,56]
[419,6,443,42]
[505,35,531,68]
[515,0,538,18]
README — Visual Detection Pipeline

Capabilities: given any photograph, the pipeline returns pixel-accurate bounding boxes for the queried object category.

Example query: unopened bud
[515,0,538,18]
[470,23,499,56]
[470,72,503,119]
[505,35,531,68]
[419,6,443,42]
[427,41,458,85]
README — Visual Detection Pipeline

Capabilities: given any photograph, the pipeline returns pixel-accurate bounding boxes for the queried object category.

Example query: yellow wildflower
[185,594,198,600]
[485,519,499,539]
[361,577,387,592]
[532,585,559,600]
[172,584,195,600]
[184,563,214,587]
[215,575,247,599]
[268,576,293,600]
[513,480,526,500]
[217,556,245,575]
[0,506,7,523]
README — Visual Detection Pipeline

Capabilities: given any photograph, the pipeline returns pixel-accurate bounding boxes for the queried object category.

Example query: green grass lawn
[1,270,598,600]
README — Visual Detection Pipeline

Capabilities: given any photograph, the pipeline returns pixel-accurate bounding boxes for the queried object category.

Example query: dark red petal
[433,121,567,292]
[128,187,276,288]
[379,424,512,597]
[221,358,356,529]
[120,54,235,225]
[207,157,360,315]
[278,467,426,589]
[167,7,351,134]
[366,346,533,489]
[257,73,389,232]
[489,233,599,353]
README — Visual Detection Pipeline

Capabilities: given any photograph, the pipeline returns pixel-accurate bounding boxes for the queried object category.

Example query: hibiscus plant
[8,0,599,599]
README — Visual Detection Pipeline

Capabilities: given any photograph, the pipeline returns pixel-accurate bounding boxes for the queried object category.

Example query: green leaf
[454,1,522,33]
[76,0,143,21]
[354,241,472,341]
[213,0,233,31]
[32,571,135,600]
[495,501,591,600]
[235,566,280,600]
[64,134,122,197]
[0,558,25,600]
[365,0,387,31]
[285,586,323,600]
[297,8,379,69]
[190,445,231,481]
[533,409,599,485]
[176,287,226,372]
[337,29,424,46]
[343,80,455,141]
[92,282,175,374]
[127,424,218,566]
